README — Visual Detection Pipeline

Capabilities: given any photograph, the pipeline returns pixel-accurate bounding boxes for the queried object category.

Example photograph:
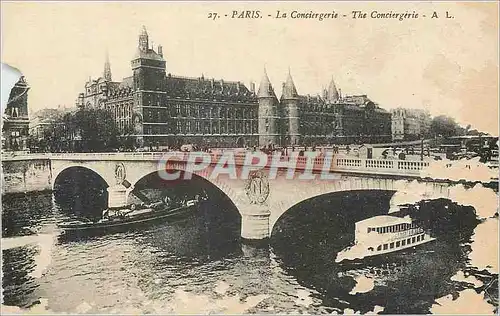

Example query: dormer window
[11,107,19,117]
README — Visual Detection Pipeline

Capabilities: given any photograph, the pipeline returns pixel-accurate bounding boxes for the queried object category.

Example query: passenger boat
[335,215,436,263]
[57,199,199,234]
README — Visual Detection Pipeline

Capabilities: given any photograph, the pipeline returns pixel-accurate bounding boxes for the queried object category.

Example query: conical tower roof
[327,77,339,102]
[282,69,298,99]
[257,68,276,98]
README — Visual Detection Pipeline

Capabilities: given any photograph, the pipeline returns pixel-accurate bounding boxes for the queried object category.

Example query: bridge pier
[240,204,271,241]
[107,185,130,209]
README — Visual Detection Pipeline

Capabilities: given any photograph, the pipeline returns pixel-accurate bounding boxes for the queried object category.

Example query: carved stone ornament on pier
[244,170,270,204]
[114,162,126,185]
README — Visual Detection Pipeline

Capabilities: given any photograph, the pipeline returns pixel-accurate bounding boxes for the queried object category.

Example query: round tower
[281,69,300,146]
[257,68,280,147]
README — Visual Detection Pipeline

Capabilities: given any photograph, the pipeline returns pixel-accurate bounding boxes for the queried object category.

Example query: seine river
[2,178,498,314]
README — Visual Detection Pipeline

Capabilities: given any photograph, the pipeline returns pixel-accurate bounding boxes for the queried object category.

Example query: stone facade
[77,26,393,148]
[391,108,431,141]
[2,77,30,151]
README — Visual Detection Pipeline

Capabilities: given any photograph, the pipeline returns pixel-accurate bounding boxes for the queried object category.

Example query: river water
[2,184,498,314]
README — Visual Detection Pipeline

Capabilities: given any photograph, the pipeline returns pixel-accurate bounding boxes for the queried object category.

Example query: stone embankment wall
[1,159,52,194]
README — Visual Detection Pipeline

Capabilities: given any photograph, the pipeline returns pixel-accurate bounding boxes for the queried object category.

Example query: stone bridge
[46,151,494,240]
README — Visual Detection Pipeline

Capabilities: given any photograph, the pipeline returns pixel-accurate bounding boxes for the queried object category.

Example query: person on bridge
[382,149,389,159]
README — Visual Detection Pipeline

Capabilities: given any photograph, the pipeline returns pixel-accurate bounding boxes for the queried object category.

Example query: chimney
[250,82,255,94]
[158,45,163,57]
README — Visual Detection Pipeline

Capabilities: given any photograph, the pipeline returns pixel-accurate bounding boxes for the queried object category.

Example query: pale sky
[1,1,498,134]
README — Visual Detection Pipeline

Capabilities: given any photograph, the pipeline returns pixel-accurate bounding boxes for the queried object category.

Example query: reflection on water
[2,245,40,308]
[2,193,55,237]
[271,191,497,314]
[1,186,498,314]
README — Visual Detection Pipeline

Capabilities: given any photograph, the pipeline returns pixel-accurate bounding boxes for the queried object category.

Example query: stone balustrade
[24,151,434,178]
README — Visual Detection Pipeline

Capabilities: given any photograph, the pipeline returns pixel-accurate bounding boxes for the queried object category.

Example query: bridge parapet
[21,151,499,241]
[6,151,497,185]
[334,157,430,176]
[182,152,432,178]
[37,151,497,181]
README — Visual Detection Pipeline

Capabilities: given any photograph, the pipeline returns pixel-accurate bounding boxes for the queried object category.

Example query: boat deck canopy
[356,215,412,229]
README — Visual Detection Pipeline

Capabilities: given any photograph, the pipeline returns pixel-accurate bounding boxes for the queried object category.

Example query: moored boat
[335,215,436,263]
[57,199,199,234]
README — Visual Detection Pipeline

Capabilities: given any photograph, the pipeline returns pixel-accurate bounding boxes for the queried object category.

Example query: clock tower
[131,26,167,147]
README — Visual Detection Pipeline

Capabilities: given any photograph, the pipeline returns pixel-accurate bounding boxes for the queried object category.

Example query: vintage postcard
[1,1,498,315]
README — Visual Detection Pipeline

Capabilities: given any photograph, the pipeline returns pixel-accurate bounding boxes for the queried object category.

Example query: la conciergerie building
[77,27,392,148]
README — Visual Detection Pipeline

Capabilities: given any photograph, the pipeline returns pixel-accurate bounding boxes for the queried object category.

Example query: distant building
[391,108,431,141]
[77,26,393,148]
[2,76,30,151]
[29,106,74,151]
[290,82,391,145]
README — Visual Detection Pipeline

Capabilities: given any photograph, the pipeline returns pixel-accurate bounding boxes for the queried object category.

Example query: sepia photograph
[1,1,498,315]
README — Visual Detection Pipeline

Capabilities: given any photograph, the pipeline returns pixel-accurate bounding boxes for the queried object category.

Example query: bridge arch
[126,167,242,215]
[52,165,110,218]
[269,189,398,265]
[52,165,111,190]
[269,188,396,234]
[127,168,243,241]
[268,176,401,232]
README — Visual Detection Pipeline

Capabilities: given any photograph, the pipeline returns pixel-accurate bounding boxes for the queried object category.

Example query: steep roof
[118,76,133,89]
[134,26,164,61]
[327,77,339,101]
[257,68,276,98]
[165,75,256,102]
[298,94,325,104]
[134,48,165,61]
[282,70,298,99]
[140,25,148,37]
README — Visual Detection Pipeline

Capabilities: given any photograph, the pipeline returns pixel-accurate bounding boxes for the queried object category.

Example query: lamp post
[420,134,424,161]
